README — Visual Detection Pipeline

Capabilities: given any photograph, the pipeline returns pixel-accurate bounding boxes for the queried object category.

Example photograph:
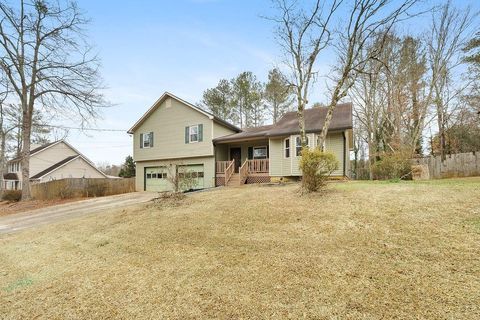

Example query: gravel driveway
[0,192,156,235]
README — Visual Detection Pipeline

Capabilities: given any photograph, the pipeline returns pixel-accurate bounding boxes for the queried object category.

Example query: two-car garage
[144,164,204,192]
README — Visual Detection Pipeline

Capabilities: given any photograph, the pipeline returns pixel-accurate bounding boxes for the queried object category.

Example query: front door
[230,147,241,173]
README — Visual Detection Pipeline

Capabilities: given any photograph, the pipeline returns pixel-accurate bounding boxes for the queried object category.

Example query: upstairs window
[284,138,290,158]
[296,136,309,156]
[189,125,198,143]
[140,132,153,148]
[185,124,203,144]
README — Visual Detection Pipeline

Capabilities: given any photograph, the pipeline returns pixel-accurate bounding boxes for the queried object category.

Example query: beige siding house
[129,92,353,192]
[3,140,107,190]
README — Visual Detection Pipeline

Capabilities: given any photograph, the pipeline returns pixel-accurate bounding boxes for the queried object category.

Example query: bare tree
[427,1,476,160]
[271,0,341,147]
[0,0,107,200]
[317,0,419,149]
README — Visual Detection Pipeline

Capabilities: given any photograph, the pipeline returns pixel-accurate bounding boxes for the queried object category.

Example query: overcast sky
[59,0,479,165]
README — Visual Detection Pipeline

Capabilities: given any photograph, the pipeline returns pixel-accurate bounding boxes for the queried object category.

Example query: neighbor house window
[253,146,267,159]
[284,138,290,158]
[141,132,153,148]
[189,125,199,143]
[296,136,309,156]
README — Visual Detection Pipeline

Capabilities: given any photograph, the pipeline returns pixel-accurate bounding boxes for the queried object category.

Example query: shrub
[371,151,412,180]
[1,190,22,202]
[299,149,339,192]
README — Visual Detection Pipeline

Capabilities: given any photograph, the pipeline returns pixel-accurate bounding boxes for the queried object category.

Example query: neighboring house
[129,92,353,192]
[2,140,107,190]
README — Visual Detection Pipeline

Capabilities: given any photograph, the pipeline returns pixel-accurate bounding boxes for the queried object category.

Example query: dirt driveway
[0,192,156,235]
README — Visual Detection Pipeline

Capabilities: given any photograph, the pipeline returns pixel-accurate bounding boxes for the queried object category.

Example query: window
[146,173,152,179]
[296,136,309,156]
[10,162,19,172]
[316,135,326,150]
[189,125,199,143]
[253,146,267,159]
[284,138,290,158]
[142,132,153,148]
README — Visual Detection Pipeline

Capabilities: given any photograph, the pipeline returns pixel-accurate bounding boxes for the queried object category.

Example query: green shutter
[150,132,154,147]
[198,124,203,142]
[185,126,189,144]
[140,133,143,149]
[248,147,253,160]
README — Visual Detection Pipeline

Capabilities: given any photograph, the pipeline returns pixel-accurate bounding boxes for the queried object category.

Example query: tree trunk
[20,104,32,200]
[296,90,307,147]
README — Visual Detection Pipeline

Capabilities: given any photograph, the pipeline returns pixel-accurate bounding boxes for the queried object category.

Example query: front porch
[215,159,270,186]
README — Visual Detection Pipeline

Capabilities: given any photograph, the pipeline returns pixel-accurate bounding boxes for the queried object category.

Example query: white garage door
[145,167,169,192]
[178,164,204,191]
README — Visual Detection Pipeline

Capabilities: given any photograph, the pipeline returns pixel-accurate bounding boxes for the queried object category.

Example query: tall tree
[271,0,340,147]
[231,71,263,128]
[427,1,475,160]
[317,0,418,149]
[0,0,106,200]
[200,79,236,125]
[264,68,292,123]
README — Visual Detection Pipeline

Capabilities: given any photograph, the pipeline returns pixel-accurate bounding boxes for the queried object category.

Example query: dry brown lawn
[1,178,479,319]
[0,197,86,217]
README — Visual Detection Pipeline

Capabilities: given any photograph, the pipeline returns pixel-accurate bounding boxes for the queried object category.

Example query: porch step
[226,173,243,187]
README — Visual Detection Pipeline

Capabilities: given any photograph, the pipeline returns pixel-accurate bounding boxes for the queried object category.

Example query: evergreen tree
[119,155,136,178]
[264,68,292,123]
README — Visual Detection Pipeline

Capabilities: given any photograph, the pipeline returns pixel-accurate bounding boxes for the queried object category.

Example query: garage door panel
[178,164,204,190]
[145,166,169,191]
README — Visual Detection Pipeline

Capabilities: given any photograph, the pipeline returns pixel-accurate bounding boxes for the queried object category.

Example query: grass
[1,178,479,319]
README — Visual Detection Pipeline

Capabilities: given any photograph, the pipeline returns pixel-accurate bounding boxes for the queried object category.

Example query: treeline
[198,69,293,128]
[349,3,479,178]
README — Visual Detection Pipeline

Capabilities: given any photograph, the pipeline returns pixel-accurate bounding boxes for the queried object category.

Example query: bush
[371,151,412,180]
[299,149,339,192]
[1,190,22,202]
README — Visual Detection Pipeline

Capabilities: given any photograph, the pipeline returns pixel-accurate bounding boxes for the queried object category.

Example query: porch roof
[213,124,273,144]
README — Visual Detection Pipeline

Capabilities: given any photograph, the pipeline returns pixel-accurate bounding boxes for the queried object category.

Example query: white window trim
[189,125,199,143]
[142,132,152,148]
[253,146,268,159]
[284,138,290,159]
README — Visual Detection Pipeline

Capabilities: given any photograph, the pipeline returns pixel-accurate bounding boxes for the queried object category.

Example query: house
[2,140,107,190]
[128,92,353,192]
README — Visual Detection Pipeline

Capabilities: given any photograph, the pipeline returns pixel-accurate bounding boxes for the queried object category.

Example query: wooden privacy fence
[31,178,135,200]
[412,151,480,179]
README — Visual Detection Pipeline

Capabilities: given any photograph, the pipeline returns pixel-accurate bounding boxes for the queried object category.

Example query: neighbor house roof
[213,103,352,143]
[127,91,241,134]
[30,156,79,180]
[30,154,107,180]
[9,141,58,162]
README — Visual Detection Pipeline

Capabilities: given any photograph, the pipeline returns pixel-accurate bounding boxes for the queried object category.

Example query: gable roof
[30,155,107,180]
[213,103,353,143]
[9,141,58,162]
[9,140,99,167]
[127,91,241,134]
